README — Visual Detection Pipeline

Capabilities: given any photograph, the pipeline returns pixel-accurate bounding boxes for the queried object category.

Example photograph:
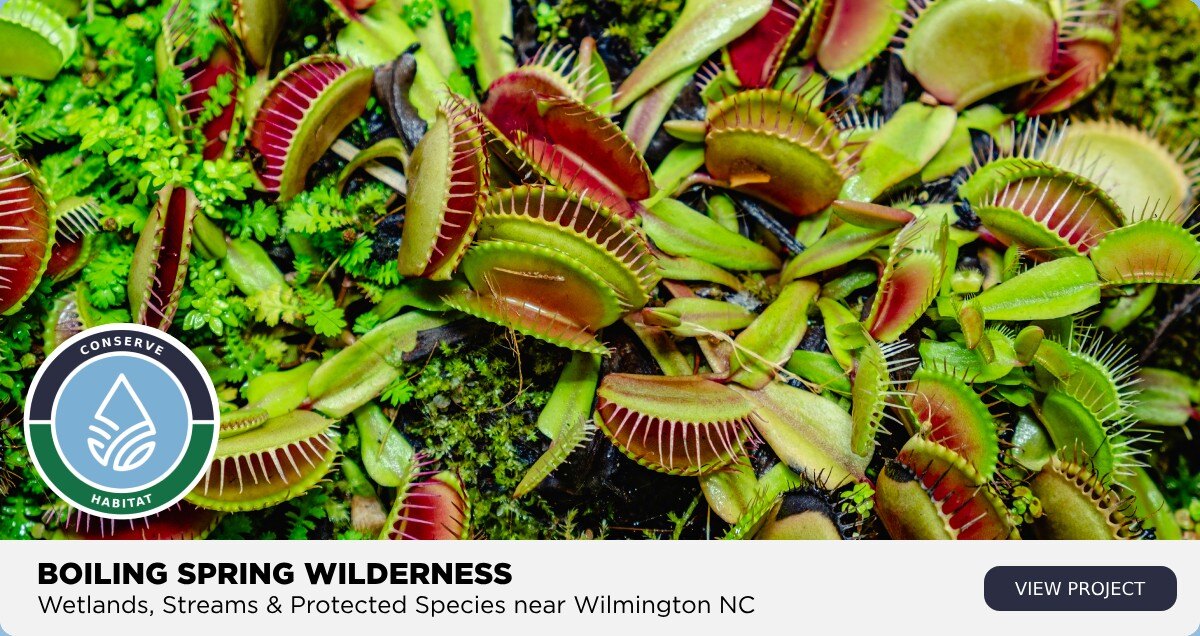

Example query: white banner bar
[0,540,1196,635]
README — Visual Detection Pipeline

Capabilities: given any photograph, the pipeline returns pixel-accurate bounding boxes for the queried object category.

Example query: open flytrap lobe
[382,469,471,541]
[397,96,490,280]
[704,82,856,217]
[44,197,100,283]
[128,185,196,331]
[248,54,373,199]
[896,0,1118,111]
[960,121,1125,258]
[442,185,657,355]
[157,1,245,160]
[596,373,755,476]
[0,0,76,81]
[188,411,339,512]
[0,151,54,316]
[482,47,655,218]
[875,436,1019,540]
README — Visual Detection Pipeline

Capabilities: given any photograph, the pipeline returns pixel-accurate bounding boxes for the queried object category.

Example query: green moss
[1083,0,1200,140]
[539,0,683,56]
[394,336,602,539]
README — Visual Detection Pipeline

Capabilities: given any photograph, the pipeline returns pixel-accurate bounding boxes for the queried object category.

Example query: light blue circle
[53,354,191,491]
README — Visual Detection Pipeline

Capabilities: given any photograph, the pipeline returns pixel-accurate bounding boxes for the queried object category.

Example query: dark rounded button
[985,566,1176,612]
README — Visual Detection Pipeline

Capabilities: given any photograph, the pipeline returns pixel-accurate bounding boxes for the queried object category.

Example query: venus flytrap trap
[247,54,373,199]
[0,150,54,316]
[0,0,77,81]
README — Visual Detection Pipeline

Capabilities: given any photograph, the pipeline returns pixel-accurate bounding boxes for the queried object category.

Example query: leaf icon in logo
[88,374,157,472]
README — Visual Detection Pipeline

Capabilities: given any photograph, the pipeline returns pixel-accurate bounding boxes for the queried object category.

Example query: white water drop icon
[87,374,157,472]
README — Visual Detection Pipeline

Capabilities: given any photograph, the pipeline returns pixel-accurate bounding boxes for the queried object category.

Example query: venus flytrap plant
[515,352,600,497]
[489,93,655,219]
[643,198,782,271]
[127,185,197,331]
[739,380,870,485]
[704,82,854,217]
[728,279,819,388]
[188,410,340,512]
[1026,453,1149,539]
[1050,120,1199,223]
[230,0,286,71]
[897,0,1056,109]
[840,102,958,203]
[906,367,1000,479]
[865,219,949,341]
[813,0,907,80]
[724,0,813,89]
[382,469,471,540]
[0,150,54,316]
[596,373,755,476]
[615,0,772,110]
[0,0,77,81]
[1016,0,1122,116]
[308,311,458,418]
[1130,368,1200,427]
[247,55,374,199]
[875,435,1019,539]
[960,122,1127,258]
[156,2,245,161]
[327,0,449,121]
[354,403,416,488]
[45,197,102,283]
[397,97,489,280]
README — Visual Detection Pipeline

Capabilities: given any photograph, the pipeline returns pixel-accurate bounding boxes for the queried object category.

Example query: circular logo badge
[24,324,218,519]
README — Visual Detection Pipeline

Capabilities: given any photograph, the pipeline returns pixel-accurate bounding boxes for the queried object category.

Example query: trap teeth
[1046,120,1198,223]
[247,54,373,200]
[1027,455,1148,540]
[397,99,490,280]
[189,410,339,512]
[0,0,77,81]
[382,471,471,540]
[0,151,54,316]
[875,436,1018,540]
[596,374,754,476]
[705,87,850,217]
[128,186,197,331]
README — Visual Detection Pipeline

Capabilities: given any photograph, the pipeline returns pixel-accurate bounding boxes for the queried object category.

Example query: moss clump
[395,336,590,539]
[533,0,683,56]
[1085,0,1200,139]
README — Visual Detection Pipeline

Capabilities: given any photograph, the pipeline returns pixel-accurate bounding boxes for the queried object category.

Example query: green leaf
[974,256,1100,321]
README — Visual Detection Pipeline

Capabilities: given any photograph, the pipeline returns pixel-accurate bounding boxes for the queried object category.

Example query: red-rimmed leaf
[384,472,470,540]
[129,187,196,331]
[597,373,754,476]
[248,55,373,198]
[876,436,1016,540]
[0,153,53,316]
[726,0,806,88]
[182,40,242,160]
[398,97,489,280]
[908,368,1000,479]
[816,0,906,80]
